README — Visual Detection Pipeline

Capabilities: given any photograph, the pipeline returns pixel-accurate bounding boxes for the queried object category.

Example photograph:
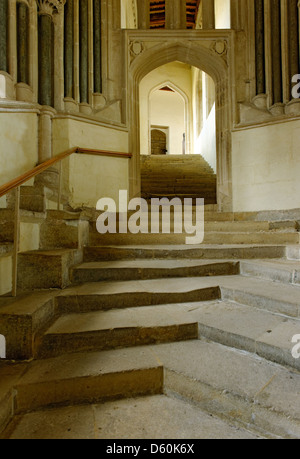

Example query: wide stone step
[189,300,300,371]
[17,249,83,291]
[55,279,221,314]
[240,259,300,285]
[3,394,262,440]
[71,260,240,283]
[36,304,199,358]
[13,347,164,414]
[84,244,287,261]
[4,339,300,438]
[153,340,300,438]
[219,275,300,318]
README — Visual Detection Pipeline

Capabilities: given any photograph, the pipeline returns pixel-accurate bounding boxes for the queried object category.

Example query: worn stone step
[39,219,89,250]
[13,347,164,414]
[188,300,300,371]
[17,249,83,291]
[240,259,300,285]
[219,275,300,318]
[84,244,287,262]
[3,394,263,440]
[0,291,57,360]
[92,219,274,233]
[89,231,299,246]
[55,279,221,314]
[151,340,300,439]
[36,304,199,358]
[71,260,240,283]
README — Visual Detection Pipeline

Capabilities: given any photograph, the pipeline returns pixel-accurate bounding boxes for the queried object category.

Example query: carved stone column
[270,0,283,107]
[0,0,8,72]
[166,0,186,29]
[137,0,150,29]
[202,0,215,30]
[255,0,265,96]
[36,0,66,162]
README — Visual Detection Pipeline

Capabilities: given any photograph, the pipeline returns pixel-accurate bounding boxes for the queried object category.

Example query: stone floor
[2,395,263,440]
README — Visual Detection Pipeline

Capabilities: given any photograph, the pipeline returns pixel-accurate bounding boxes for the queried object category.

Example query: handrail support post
[12,186,20,297]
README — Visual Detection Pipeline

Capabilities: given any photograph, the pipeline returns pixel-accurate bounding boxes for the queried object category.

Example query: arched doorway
[127,36,232,211]
[151,129,167,155]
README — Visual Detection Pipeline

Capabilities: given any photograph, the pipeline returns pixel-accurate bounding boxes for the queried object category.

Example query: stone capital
[36,0,66,16]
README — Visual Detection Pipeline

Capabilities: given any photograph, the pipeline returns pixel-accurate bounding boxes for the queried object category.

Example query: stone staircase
[1,203,300,438]
[141,155,217,203]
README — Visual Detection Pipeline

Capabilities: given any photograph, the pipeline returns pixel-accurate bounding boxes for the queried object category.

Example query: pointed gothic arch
[127,34,233,211]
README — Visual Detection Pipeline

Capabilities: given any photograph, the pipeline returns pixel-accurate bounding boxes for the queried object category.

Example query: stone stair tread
[13,340,300,437]
[4,394,263,440]
[189,299,300,369]
[57,275,300,314]
[58,274,299,301]
[16,347,161,385]
[151,340,300,434]
[71,259,239,283]
[73,259,238,270]
[45,303,198,335]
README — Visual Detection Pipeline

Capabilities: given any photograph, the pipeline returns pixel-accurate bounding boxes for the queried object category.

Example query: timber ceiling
[150,1,200,29]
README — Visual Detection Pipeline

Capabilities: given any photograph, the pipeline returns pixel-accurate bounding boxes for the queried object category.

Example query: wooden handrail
[0,147,132,198]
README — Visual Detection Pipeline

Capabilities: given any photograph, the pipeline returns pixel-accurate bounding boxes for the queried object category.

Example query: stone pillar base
[285,99,300,115]
[16,83,34,103]
[252,93,268,110]
[269,103,285,116]
[64,97,79,112]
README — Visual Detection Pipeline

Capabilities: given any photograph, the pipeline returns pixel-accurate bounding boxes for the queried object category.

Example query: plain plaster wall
[0,113,38,187]
[150,89,185,155]
[232,119,300,212]
[52,118,129,208]
[214,0,231,29]
[139,62,193,155]
[196,104,216,172]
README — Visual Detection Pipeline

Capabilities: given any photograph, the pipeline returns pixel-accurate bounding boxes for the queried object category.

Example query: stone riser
[55,287,221,315]
[84,245,287,262]
[71,261,240,284]
[198,320,300,372]
[164,367,300,439]
[37,322,198,359]
[14,366,164,415]
[17,249,83,291]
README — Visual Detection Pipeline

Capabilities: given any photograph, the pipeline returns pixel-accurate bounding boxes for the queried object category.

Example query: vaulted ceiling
[150,1,200,29]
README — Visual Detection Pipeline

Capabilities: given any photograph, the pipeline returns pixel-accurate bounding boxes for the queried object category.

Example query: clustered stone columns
[17,2,29,85]
[165,0,187,29]
[254,0,265,97]
[202,0,215,30]
[0,0,8,73]
[252,0,300,115]
[93,0,102,94]
[37,0,66,162]
[137,0,150,30]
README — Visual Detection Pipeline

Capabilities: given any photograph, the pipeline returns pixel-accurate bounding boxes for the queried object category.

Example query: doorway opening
[139,61,217,203]
[139,61,216,171]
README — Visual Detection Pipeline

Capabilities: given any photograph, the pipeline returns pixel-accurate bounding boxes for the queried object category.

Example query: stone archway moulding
[125,30,234,212]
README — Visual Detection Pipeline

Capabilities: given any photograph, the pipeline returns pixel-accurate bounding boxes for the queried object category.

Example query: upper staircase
[141,155,217,203]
